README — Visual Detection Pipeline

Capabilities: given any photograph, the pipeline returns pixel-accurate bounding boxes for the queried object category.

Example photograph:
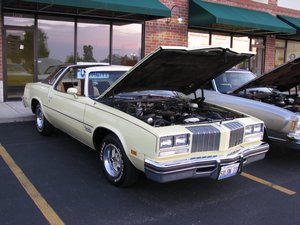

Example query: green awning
[278,15,300,29]
[4,0,171,21]
[277,15,300,39]
[189,0,296,35]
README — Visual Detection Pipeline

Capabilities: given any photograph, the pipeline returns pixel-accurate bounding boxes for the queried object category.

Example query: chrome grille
[187,125,220,152]
[224,122,244,148]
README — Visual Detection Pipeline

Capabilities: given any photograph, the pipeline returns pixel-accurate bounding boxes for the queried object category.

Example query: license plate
[218,163,240,180]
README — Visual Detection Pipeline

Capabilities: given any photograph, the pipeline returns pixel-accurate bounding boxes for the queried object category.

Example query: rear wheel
[35,103,54,136]
[100,134,139,187]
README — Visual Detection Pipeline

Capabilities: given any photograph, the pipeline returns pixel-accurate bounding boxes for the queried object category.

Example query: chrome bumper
[145,142,269,183]
[270,134,300,150]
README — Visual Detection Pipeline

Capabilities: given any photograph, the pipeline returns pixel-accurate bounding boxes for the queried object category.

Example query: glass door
[5,28,34,100]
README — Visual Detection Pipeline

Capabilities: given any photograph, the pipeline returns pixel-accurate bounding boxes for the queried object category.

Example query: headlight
[244,123,264,142]
[253,123,263,133]
[174,134,189,146]
[160,136,173,148]
[159,134,189,156]
[290,115,300,133]
[245,123,263,135]
[245,125,253,135]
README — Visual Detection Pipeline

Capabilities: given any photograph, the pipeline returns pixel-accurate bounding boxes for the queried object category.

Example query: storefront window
[112,23,142,66]
[275,39,285,66]
[77,21,110,63]
[37,18,74,80]
[211,33,231,48]
[232,36,250,52]
[4,13,34,26]
[250,38,264,75]
[286,40,300,62]
[188,31,209,48]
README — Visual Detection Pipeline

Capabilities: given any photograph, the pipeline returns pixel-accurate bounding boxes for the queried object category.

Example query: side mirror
[67,87,78,98]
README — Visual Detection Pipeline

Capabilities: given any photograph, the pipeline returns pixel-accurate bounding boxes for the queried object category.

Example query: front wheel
[100,134,139,187]
[35,103,54,136]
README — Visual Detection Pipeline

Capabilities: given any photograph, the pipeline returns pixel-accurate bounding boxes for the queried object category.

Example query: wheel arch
[31,98,40,114]
[93,127,119,151]
[263,127,269,142]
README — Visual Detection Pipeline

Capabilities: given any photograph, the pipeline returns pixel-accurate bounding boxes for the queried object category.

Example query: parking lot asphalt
[1,121,300,225]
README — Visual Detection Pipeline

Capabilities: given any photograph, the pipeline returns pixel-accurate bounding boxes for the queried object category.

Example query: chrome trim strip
[145,142,269,170]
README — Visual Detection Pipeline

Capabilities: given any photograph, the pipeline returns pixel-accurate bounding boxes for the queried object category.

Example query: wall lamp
[166,5,183,24]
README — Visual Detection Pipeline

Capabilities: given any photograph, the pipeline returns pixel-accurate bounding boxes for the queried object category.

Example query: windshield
[215,70,256,93]
[88,70,128,98]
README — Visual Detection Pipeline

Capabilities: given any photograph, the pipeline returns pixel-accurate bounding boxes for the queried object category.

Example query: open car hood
[103,46,252,96]
[233,57,300,93]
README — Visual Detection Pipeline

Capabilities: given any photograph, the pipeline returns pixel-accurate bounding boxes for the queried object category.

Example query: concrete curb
[0,101,35,124]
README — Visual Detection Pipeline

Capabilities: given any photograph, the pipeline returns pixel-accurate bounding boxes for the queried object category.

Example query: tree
[83,45,96,62]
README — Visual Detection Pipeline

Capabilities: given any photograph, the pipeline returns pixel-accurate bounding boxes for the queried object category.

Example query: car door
[46,68,87,141]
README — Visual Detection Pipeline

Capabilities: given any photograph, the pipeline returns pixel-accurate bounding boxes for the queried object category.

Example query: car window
[55,68,85,96]
[215,70,256,93]
[88,70,127,98]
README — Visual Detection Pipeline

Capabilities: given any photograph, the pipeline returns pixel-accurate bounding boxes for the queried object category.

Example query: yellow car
[23,47,269,187]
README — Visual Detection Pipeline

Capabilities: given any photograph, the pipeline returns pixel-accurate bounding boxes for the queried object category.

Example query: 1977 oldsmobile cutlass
[23,47,269,186]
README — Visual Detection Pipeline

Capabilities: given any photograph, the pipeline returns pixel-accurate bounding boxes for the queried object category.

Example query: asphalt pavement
[0,122,300,225]
[1,102,300,225]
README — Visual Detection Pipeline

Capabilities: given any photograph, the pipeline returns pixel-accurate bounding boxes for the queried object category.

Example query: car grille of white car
[187,125,220,152]
[223,122,244,148]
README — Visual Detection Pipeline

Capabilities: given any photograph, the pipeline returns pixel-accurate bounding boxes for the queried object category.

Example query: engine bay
[237,90,300,113]
[101,95,244,127]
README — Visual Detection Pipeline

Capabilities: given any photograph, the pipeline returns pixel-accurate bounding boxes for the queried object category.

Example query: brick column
[0,1,4,102]
[264,35,276,73]
[145,0,189,55]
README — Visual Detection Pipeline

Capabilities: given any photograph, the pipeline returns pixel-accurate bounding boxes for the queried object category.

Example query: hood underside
[233,57,300,93]
[104,46,252,96]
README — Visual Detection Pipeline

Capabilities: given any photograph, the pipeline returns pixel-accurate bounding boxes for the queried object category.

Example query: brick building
[1,0,300,102]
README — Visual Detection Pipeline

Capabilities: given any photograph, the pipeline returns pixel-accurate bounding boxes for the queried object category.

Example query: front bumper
[145,142,269,183]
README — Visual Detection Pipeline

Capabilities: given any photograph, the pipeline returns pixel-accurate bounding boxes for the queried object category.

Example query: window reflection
[37,18,74,80]
[286,40,300,62]
[188,32,209,48]
[77,21,110,63]
[4,14,34,26]
[232,36,250,52]
[275,39,285,66]
[211,33,231,48]
[112,23,142,66]
[251,38,264,75]
[6,29,34,99]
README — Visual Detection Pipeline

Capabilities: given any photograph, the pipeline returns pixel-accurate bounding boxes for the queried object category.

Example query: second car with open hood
[23,46,269,187]
[204,56,300,150]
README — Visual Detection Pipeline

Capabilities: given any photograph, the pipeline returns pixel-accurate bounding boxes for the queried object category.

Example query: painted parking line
[0,144,65,225]
[241,172,296,196]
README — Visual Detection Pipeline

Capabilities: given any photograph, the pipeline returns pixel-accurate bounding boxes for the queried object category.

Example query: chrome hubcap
[36,108,44,130]
[103,144,123,178]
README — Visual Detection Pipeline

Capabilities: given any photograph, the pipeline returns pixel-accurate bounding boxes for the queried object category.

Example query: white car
[23,46,269,186]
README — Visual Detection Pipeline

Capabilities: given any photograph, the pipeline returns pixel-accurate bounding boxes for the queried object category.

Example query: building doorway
[4,28,35,100]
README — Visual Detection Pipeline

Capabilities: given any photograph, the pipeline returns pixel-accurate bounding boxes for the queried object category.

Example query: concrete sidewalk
[0,101,35,123]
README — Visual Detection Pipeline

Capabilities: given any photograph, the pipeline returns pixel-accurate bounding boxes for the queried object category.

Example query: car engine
[102,96,244,127]
[239,90,300,113]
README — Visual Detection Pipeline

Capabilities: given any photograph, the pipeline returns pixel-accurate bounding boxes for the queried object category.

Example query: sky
[277,0,300,10]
